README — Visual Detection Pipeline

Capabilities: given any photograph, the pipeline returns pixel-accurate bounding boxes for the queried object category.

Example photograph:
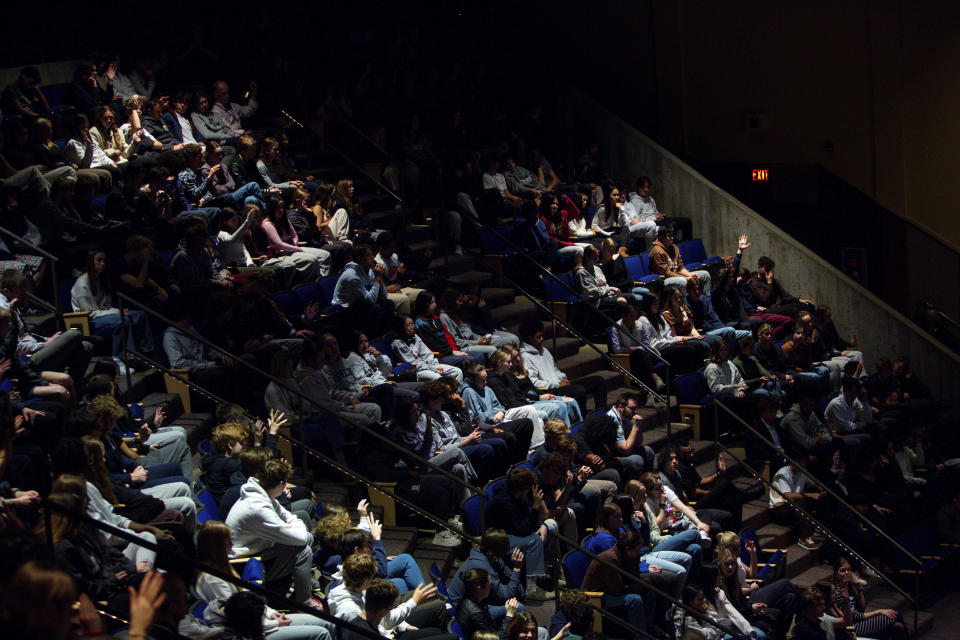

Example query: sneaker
[447,516,464,532]
[113,358,130,376]
[699,530,713,548]
[798,537,823,550]
[432,529,462,547]
[525,585,555,603]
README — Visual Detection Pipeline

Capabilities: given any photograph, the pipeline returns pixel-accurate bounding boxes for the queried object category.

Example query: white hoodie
[224,477,313,557]
[328,583,415,634]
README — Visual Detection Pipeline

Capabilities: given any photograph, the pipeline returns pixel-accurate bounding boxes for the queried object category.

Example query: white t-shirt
[482,172,508,195]
[769,465,807,507]
[375,252,403,280]
[176,112,197,144]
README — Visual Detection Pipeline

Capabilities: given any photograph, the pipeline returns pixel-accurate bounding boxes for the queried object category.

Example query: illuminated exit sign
[752,169,769,182]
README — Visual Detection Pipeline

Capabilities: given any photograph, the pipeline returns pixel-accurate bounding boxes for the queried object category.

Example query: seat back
[241,557,264,583]
[197,490,218,524]
[480,225,516,255]
[562,550,593,589]
[674,371,710,405]
[756,549,783,581]
[679,239,707,265]
[639,251,652,274]
[294,282,326,308]
[485,476,507,498]
[58,278,76,312]
[543,272,582,304]
[272,290,303,319]
[460,494,484,537]
[624,255,647,281]
[317,275,341,313]
[569,421,584,435]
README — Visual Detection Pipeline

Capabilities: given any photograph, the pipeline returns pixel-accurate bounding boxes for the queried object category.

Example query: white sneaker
[432,529,462,547]
[699,530,713,548]
[447,516,464,532]
[113,358,130,376]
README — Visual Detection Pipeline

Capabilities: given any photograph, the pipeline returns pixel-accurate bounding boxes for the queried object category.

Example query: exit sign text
[751,169,769,182]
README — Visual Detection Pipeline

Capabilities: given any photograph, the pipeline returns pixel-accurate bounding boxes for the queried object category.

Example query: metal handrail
[123,349,473,542]
[712,399,922,567]
[280,110,402,204]
[116,292,483,499]
[0,224,62,323]
[39,499,385,640]
[485,254,668,407]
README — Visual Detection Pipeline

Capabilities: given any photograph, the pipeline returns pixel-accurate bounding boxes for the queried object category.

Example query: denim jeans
[387,553,425,593]
[509,532,546,576]
[91,310,153,359]
[603,592,651,638]
[643,550,693,597]
[652,528,703,576]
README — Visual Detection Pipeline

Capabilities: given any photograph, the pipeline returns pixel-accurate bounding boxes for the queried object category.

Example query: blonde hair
[212,422,251,454]
[716,531,740,552]
[507,345,529,377]
[197,521,238,577]
[488,348,512,370]
[624,479,646,506]
[313,505,352,549]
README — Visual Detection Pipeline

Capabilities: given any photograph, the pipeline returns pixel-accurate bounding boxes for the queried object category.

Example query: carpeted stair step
[117,369,164,405]
[379,526,420,558]
[447,271,495,290]
[784,542,818,577]
[479,287,516,309]
[494,300,539,330]
[368,209,405,230]
[411,542,461,588]
[429,255,475,277]
[755,523,794,550]
[741,498,774,532]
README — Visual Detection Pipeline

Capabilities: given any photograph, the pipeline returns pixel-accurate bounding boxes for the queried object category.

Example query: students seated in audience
[456,567,523,640]
[863,356,934,430]
[484,468,553,602]
[212,80,258,138]
[535,451,594,548]
[649,227,711,296]
[704,340,749,399]
[220,590,331,640]
[498,345,582,425]
[686,278,748,353]
[563,192,607,240]
[599,238,650,296]
[540,193,589,255]
[334,243,394,336]
[311,182,352,243]
[746,256,814,319]
[628,176,693,242]
[462,362,545,450]
[661,285,714,357]
[673,584,729,640]
[768,451,826,551]
[259,194,332,273]
[790,586,850,640]
[780,323,831,392]
[633,292,708,376]
[191,92,240,145]
[436,376,534,464]
[388,395,477,506]
[203,421,251,504]
[329,554,447,640]
[606,392,656,475]
[575,245,632,311]
[440,290,517,360]
[707,549,771,640]
[581,530,656,638]
[196,521,334,639]
[336,330,422,410]
[657,443,754,532]
[732,335,789,404]
[624,481,704,574]
[654,444,735,537]
[448,527,526,616]
[301,335,383,423]
[608,302,666,392]
[744,396,787,474]
[225,458,313,604]
[824,377,878,443]
[392,315,464,384]
[0,306,73,405]
[414,291,485,365]
[827,556,907,640]
[420,378,506,483]
[257,137,313,193]
[519,318,607,415]
[588,500,689,601]
[716,531,800,639]
[2,66,50,118]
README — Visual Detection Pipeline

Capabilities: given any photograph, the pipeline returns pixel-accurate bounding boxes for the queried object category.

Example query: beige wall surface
[563,93,960,406]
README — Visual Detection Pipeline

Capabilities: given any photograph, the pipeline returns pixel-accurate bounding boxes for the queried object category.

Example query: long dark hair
[223,591,266,640]
[639,293,666,331]
[413,291,435,319]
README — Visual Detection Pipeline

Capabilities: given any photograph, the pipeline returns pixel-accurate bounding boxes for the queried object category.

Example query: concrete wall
[564,94,960,405]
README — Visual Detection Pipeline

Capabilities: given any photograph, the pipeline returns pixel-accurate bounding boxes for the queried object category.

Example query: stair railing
[0,224,63,326]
